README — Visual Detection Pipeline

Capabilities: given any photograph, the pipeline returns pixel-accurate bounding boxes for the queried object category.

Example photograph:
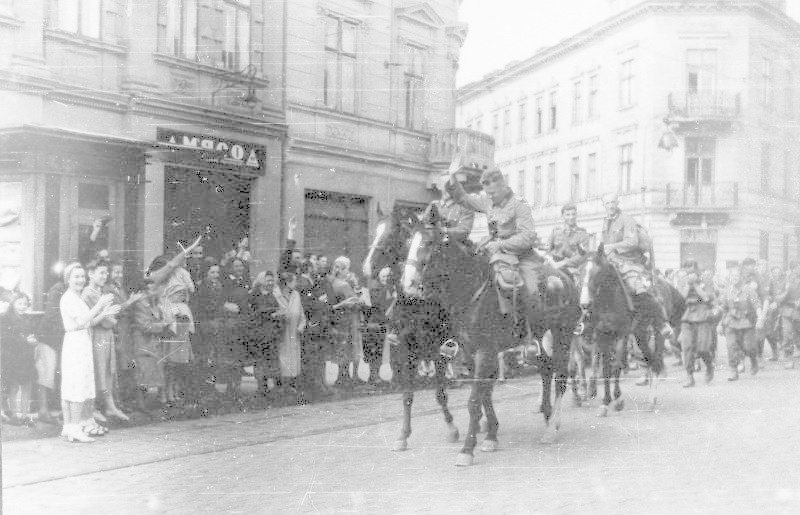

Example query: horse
[401,205,581,466]
[362,204,459,451]
[580,245,685,416]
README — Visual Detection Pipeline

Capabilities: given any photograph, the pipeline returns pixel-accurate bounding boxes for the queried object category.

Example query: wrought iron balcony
[667,91,740,122]
[663,182,739,210]
[429,128,495,170]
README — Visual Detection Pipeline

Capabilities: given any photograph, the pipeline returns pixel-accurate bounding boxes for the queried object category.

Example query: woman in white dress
[274,272,306,391]
[60,263,120,443]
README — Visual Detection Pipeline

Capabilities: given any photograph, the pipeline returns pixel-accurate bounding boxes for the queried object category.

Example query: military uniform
[446,179,542,305]
[601,211,650,294]
[775,270,800,365]
[548,222,590,280]
[432,197,474,245]
[677,279,716,383]
[720,281,761,377]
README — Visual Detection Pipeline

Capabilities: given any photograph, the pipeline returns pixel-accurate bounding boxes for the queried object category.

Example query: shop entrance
[163,167,252,261]
[304,190,369,269]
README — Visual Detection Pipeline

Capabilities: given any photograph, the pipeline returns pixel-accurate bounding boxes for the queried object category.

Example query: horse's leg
[539,354,553,424]
[393,351,413,451]
[635,325,661,412]
[646,332,664,412]
[542,329,569,443]
[435,357,459,443]
[479,380,499,452]
[612,336,625,412]
[457,350,487,466]
[597,348,612,417]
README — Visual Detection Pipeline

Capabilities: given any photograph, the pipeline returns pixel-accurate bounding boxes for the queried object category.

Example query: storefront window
[0,182,23,291]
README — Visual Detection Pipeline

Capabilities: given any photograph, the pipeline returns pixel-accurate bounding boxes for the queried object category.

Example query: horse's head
[362,204,419,280]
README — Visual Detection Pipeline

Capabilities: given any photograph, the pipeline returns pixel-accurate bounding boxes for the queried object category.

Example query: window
[492,113,500,142]
[618,143,633,192]
[78,183,110,210]
[686,49,717,94]
[685,138,715,185]
[533,166,542,206]
[503,108,511,146]
[761,143,771,192]
[572,81,582,125]
[518,102,527,143]
[222,0,250,70]
[760,231,769,260]
[619,59,634,107]
[402,44,425,129]
[517,169,526,197]
[762,58,773,107]
[587,152,597,198]
[535,96,543,135]
[549,91,558,131]
[570,156,580,201]
[588,75,598,119]
[547,162,556,205]
[325,16,357,113]
[158,0,198,60]
[55,0,101,38]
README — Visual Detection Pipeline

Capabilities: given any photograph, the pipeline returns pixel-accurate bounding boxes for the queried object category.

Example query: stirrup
[440,338,460,360]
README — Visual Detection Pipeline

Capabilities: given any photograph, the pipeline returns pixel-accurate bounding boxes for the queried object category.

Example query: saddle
[489,252,524,317]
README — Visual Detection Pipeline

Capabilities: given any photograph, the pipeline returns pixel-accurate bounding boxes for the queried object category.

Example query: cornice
[288,101,433,139]
[44,29,127,55]
[457,1,800,103]
[289,137,432,174]
[152,53,270,87]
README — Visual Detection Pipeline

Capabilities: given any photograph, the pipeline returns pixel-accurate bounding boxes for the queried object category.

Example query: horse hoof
[455,452,474,467]
[597,405,609,418]
[540,430,557,445]
[392,439,408,452]
[479,419,488,433]
[446,429,460,443]
[480,439,498,452]
[614,399,625,412]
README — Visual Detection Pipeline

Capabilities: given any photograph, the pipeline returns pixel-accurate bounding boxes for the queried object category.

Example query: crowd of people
[0,216,409,443]
[663,256,800,387]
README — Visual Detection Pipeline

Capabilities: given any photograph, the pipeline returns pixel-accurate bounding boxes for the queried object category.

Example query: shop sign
[156,128,265,173]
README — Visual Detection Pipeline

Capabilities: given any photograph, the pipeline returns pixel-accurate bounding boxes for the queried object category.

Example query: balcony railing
[663,182,738,210]
[429,128,495,169]
[667,91,740,120]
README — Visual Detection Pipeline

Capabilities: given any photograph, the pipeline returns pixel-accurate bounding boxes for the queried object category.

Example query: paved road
[4,358,800,514]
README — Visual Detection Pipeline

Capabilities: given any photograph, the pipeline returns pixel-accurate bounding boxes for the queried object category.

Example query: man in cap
[430,167,475,247]
[445,159,542,316]
[546,203,590,281]
[600,191,673,337]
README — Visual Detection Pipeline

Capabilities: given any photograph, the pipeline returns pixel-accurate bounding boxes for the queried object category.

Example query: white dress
[60,289,96,402]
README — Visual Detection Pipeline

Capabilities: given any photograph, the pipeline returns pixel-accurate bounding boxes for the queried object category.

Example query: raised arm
[147,235,202,285]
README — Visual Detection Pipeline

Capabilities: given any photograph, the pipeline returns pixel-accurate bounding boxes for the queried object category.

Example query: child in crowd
[1,293,39,427]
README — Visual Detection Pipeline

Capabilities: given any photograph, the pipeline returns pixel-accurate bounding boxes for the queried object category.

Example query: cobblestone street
[4,354,800,514]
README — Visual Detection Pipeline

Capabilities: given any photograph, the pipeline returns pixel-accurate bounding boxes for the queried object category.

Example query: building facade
[456,0,800,272]
[0,0,492,306]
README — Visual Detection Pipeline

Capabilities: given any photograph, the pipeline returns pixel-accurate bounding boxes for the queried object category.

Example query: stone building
[456,0,800,271]
[0,0,492,305]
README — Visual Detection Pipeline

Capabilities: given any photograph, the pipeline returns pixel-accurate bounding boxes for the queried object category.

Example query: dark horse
[362,204,459,451]
[401,206,581,466]
[580,244,685,416]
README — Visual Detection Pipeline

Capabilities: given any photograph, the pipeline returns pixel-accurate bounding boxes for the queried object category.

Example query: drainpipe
[279,0,288,249]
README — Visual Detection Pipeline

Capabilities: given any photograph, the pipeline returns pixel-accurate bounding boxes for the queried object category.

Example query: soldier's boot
[704,362,715,384]
[682,372,695,388]
[727,366,739,382]
[749,355,759,375]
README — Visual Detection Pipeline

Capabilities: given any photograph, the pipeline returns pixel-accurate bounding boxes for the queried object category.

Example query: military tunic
[433,197,474,244]
[601,211,650,294]
[548,223,590,272]
[720,282,760,367]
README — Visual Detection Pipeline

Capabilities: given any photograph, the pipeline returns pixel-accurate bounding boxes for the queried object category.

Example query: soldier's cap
[561,202,577,214]
[480,168,504,184]
[601,192,619,204]
[741,257,757,267]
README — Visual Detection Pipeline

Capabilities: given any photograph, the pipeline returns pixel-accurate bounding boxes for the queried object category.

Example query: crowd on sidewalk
[0,217,413,442]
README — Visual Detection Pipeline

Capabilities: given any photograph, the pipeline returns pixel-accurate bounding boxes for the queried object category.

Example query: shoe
[83,423,109,437]
[682,376,695,388]
[705,366,714,384]
[104,408,130,422]
[93,410,108,423]
[727,368,739,381]
[64,425,95,443]
[635,375,650,386]
[750,358,759,375]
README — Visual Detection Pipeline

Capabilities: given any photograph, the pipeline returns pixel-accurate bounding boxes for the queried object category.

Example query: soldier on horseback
[545,203,590,283]
[445,166,544,318]
[600,192,673,338]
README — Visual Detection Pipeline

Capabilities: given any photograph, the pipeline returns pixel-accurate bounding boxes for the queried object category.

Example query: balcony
[666,91,740,132]
[429,128,495,171]
[663,182,738,210]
